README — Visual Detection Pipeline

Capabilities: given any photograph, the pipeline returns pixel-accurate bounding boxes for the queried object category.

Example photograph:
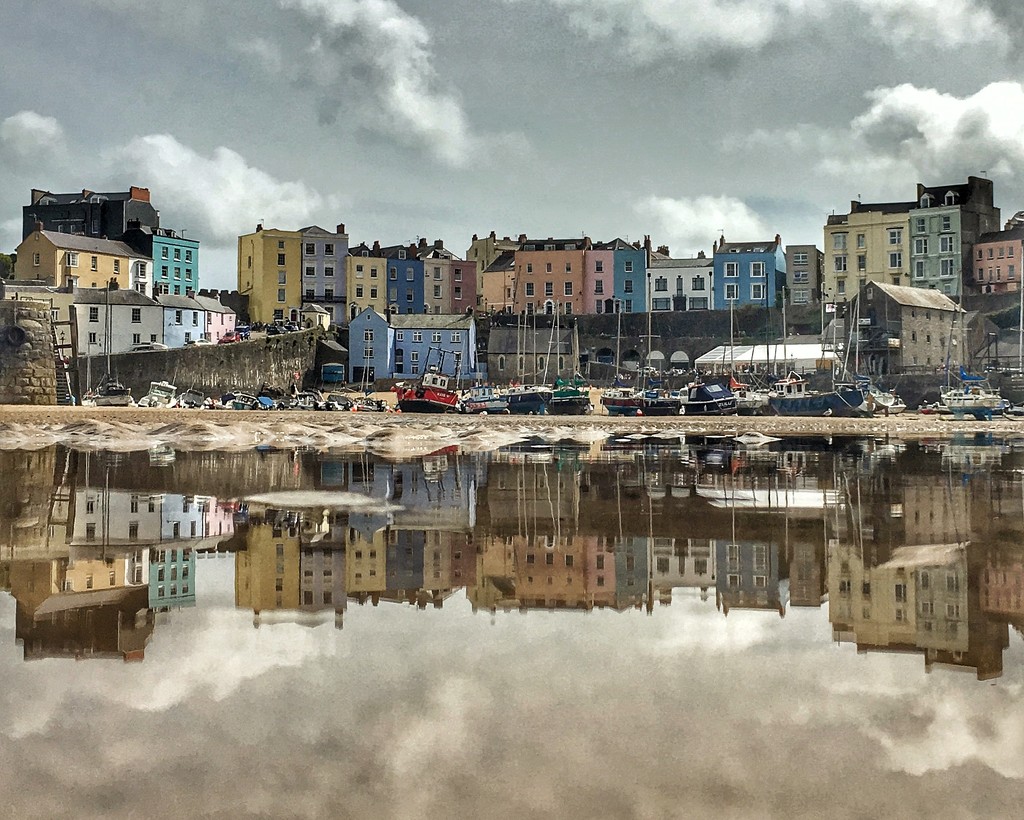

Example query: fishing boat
[940,368,1006,420]
[137,380,177,408]
[601,387,644,416]
[729,376,771,415]
[679,381,738,415]
[82,375,134,407]
[549,375,592,415]
[766,372,870,417]
[177,388,206,408]
[393,351,462,413]
[461,385,508,414]
[506,383,554,415]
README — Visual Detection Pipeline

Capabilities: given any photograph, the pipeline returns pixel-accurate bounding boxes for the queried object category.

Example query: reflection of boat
[461,385,508,414]
[734,432,780,447]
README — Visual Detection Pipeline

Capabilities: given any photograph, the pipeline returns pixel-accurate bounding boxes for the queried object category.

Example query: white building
[648,253,714,311]
[157,294,206,347]
[74,287,163,355]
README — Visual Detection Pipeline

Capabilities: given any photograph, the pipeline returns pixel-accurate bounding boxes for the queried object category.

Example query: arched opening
[646,350,666,371]
[622,349,640,371]
[596,347,614,364]
[544,300,554,315]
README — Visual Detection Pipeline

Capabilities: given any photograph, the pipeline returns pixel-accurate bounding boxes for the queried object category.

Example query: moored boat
[83,375,134,407]
[394,368,461,413]
[548,376,592,415]
[601,387,643,416]
[766,373,869,418]
[506,384,554,415]
[679,381,737,415]
[940,369,1006,420]
[461,385,508,414]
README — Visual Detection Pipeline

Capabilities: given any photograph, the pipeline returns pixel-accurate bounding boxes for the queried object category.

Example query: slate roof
[977,226,1024,244]
[156,294,204,310]
[389,313,474,330]
[650,256,712,269]
[483,251,515,273]
[869,282,960,311]
[34,230,140,257]
[518,238,588,251]
[192,294,236,314]
[717,240,780,254]
[73,289,160,306]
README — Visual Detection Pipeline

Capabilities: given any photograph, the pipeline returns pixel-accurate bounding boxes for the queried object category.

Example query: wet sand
[0,402,1022,454]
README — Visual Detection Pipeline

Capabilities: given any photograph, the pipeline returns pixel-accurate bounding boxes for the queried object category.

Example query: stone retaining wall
[0,299,57,405]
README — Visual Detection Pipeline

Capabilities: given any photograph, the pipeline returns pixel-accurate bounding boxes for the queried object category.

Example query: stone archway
[646,350,665,371]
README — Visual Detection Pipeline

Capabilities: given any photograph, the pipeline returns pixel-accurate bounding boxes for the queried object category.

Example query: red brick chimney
[336,223,345,234]
[129,186,151,202]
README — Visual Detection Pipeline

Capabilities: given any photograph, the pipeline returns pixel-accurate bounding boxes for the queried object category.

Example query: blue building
[599,239,648,313]
[348,308,477,382]
[714,539,788,617]
[712,234,786,308]
[149,547,197,610]
[383,243,425,315]
[122,222,200,296]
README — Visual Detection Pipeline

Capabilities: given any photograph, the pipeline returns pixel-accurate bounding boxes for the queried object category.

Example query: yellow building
[14,228,134,289]
[235,517,301,613]
[344,242,388,318]
[823,202,911,303]
[237,226,303,324]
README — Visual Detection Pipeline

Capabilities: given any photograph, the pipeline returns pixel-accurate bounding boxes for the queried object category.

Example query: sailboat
[82,286,134,406]
[939,298,1005,420]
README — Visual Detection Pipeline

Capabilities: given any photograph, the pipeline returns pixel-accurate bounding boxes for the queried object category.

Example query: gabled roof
[29,230,141,257]
[868,282,959,311]
[156,294,204,310]
[389,313,474,330]
[192,294,236,314]
[301,303,330,314]
[483,251,515,273]
[593,238,641,251]
[977,226,1024,244]
[74,289,160,306]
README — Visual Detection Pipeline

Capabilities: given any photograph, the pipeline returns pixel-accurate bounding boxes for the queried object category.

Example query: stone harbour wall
[0,299,57,405]
[77,328,323,400]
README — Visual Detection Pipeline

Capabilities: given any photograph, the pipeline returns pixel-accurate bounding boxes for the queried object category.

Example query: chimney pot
[336,223,345,235]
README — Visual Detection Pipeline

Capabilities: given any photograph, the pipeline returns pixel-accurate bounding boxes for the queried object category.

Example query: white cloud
[511,0,1005,60]
[0,110,66,162]
[279,0,480,166]
[107,134,339,243]
[635,194,771,255]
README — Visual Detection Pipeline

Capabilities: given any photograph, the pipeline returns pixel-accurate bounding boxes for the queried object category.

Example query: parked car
[265,324,285,336]
[217,332,240,344]
[129,342,168,352]
[185,338,214,346]
[234,324,251,339]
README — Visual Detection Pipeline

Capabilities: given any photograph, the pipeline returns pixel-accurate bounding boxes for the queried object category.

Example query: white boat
[940,372,1006,420]
[137,380,177,408]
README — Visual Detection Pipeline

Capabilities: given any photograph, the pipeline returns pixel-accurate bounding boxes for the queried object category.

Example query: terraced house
[237,224,302,324]
[300,224,348,325]
[712,234,786,309]
[14,227,138,290]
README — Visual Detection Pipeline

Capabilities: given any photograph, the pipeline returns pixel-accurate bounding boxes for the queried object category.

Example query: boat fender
[3,325,27,347]
[678,404,686,416]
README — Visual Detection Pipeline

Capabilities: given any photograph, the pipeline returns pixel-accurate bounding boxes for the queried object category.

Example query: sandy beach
[0,401,1022,454]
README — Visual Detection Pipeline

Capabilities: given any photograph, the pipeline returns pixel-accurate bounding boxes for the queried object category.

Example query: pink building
[194,294,237,340]
[584,248,614,314]
[972,224,1024,294]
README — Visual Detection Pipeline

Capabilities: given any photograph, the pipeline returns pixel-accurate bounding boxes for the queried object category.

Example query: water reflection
[1,436,1023,679]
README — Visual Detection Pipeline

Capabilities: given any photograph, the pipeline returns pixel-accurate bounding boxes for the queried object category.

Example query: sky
[1,0,1024,290]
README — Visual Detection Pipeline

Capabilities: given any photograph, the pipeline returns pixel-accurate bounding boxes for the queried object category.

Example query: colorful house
[237,225,303,324]
[345,241,388,319]
[347,308,477,382]
[383,243,425,315]
[712,234,786,308]
[300,224,349,325]
[972,223,1024,294]
[512,236,589,315]
[14,228,138,290]
[123,223,200,297]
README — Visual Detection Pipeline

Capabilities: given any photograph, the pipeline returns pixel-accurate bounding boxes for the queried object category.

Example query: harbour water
[2,435,1024,816]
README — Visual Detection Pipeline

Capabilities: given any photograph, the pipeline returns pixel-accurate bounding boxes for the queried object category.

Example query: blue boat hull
[768,387,868,417]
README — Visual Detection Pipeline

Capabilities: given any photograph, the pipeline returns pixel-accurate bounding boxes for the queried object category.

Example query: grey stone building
[23,187,160,241]
[785,244,824,305]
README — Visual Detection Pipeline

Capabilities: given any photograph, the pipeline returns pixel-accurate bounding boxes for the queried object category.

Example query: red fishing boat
[392,351,462,413]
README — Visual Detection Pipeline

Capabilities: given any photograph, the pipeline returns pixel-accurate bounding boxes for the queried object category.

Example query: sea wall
[77,329,323,400]
[0,299,57,405]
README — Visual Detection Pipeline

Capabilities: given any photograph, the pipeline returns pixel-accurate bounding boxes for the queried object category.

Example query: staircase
[51,321,75,405]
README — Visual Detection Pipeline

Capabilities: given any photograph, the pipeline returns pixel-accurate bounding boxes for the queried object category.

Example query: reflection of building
[789,541,826,607]
[651,537,715,602]
[9,559,154,661]
[982,556,1024,628]
[235,510,301,614]
[716,540,788,617]
[828,540,1007,679]
[150,548,196,610]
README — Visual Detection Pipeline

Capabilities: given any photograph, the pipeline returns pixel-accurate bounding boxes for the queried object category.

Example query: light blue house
[348,308,477,382]
[149,546,197,610]
[606,239,647,313]
[152,230,200,296]
[712,234,787,308]
[157,294,206,347]
[301,224,348,325]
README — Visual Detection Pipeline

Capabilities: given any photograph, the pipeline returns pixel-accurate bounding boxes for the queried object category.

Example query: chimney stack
[372,240,381,253]
[336,223,345,234]
[434,239,443,250]
[418,237,428,249]
[657,245,670,256]
[518,233,527,244]
[256,223,263,232]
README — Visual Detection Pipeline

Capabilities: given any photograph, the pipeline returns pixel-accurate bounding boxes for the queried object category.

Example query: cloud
[0,110,66,164]
[106,134,339,243]
[277,0,491,166]
[635,194,771,254]
[509,0,1006,61]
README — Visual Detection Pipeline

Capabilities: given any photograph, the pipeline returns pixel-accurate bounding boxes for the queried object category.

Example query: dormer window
[944,191,958,206]
[398,249,406,260]
[920,193,933,208]
[361,250,369,256]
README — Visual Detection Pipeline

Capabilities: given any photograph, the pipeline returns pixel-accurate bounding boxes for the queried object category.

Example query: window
[305,243,315,255]
[305,266,315,277]
[725,283,738,301]
[750,261,765,277]
[724,261,738,277]
[595,260,604,272]
[914,260,925,279]
[915,217,926,233]
[525,282,535,297]
[837,280,846,296]
[433,284,442,298]
[89,306,99,322]
[793,252,808,265]
[888,229,902,246]
[131,308,141,323]
[278,271,286,284]
[544,282,554,297]
[834,255,847,272]
[526,263,533,274]
[325,288,334,299]
[451,331,461,343]
[833,233,847,251]
[66,251,79,267]
[894,583,907,602]
[433,267,442,280]
[432,331,442,343]
[370,287,377,299]
[278,288,286,302]
[939,235,955,253]
[161,247,169,259]
[857,254,866,272]
[174,309,183,325]
[563,281,573,296]
[624,280,634,293]
[113,259,120,274]
[940,259,956,277]
[413,331,423,342]
[624,260,633,273]
[545,262,552,273]
[90,255,98,271]
[914,238,928,254]
[856,234,865,249]
[132,332,140,344]
[889,252,902,269]
[277,253,286,265]
[750,283,766,301]
[594,280,604,294]
[406,268,414,281]
[654,277,667,292]
[185,250,193,262]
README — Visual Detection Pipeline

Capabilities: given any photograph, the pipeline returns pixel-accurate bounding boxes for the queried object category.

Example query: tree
[0,253,14,279]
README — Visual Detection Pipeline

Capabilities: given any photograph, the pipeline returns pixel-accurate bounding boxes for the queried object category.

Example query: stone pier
[0,299,57,405]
